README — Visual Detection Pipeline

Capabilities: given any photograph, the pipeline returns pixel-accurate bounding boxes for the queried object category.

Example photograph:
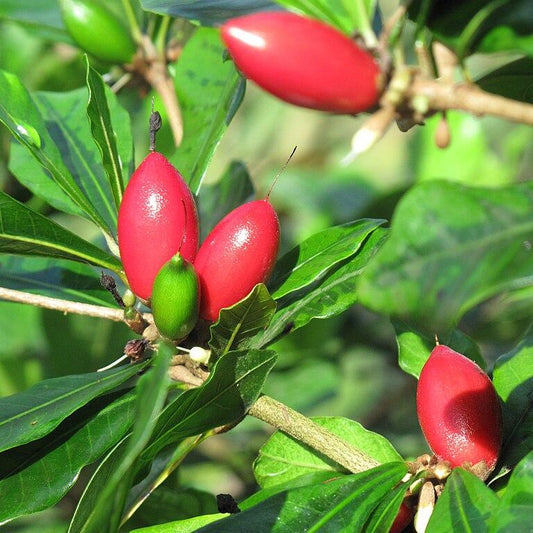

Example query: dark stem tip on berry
[149,111,163,152]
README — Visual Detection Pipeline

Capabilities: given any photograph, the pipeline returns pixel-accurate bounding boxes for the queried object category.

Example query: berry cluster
[117,149,279,341]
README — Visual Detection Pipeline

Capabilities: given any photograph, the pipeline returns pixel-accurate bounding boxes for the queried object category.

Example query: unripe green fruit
[59,0,137,64]
[151,254,200,341]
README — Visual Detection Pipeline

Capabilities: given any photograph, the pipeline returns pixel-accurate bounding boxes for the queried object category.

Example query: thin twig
[249,395,380,474]
[0,286,152,324]
[408,78,533,125]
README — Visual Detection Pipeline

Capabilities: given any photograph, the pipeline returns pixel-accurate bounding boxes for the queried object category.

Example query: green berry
[151,253,200,341]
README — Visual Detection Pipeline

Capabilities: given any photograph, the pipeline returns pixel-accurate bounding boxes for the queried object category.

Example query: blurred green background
[0,9,531,530]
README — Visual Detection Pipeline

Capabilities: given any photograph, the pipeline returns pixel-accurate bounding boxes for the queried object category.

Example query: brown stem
[408,78,533,125]
[0,286,152,324]
[248,395,380,474]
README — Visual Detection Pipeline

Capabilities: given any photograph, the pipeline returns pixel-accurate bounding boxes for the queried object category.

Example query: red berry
[117,152,199,301]
[389,501,414,533]
[220,11,382,114]
[194,199,280,322]
[416,345,502,471]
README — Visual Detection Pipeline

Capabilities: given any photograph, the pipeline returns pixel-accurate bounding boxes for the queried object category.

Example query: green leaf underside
[254,416,402,490]
[0,69,110,231]
[268,218,386,300]
[141,350,277,461]
[0,192,122,272]
[0,390,136,524]
[171,27,245,194]
[358,181,533,334]
[255,228,388,348]
[0,363,144,453]
[141,0,278,26]
[427,468,499,532]
[85,58,128,211]
[197,462,407,532]
[209,284,277,358]
[0,255,116,307]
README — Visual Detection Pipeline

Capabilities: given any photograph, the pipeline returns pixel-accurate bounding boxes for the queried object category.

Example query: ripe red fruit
[194,199,280,322]
[117,152,199,301]
[220,11,382,114]
[416,345,503,472]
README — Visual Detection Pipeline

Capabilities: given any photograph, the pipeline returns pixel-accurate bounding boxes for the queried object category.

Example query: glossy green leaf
[489,451,533,532]
[364,482,410,533]
[357,181,533,335]
[73,343,174,533]
[477,57,533,104]
[0,70,110,231]
[0,192,122,272]
[0,390,136,524]
[493,328,533,470]
[85,58,132,211]
[408,0,533,58]
[394,321,484,378]
[142,349,277,460]
[171,27,245,194]
[130,513,228,533]
[269,219,386,300]
[197,462,408,532]
[209,284,277,358]
[255,228,388,347]
[141,0,278,26]
[427,468,499,532]
[0,255,116,307]
[254,416,402,489]
[198,161,254,240]
[0,362,143,453]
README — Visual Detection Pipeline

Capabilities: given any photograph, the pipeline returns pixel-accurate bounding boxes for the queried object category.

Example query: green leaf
[254,416,402,489]
[408,0,533,58]
[269,219,386,300]
[197,462,408,532]
[208,284,277,358]
[0,390,136,524]
[255,227,388,347]
[364,483,410,533]
[198,161,254,240]
[85,58,131,211]
[0,192,122,272]
[489,451,533,532]
[142,349,277,460]
[0,69,110,231]
[0,255,116,307]
[394,321,484,378]
[0,0,70,42]
[427,468,499,532]
[141,0,278,26]
[0,362,144,453]
[357,181,533,335]
[130,513,228,533]
[477,57,533,104]
[73,343,174,533]
[171,27,245,194]
[493,328,533,470]
[273,0,377,37]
